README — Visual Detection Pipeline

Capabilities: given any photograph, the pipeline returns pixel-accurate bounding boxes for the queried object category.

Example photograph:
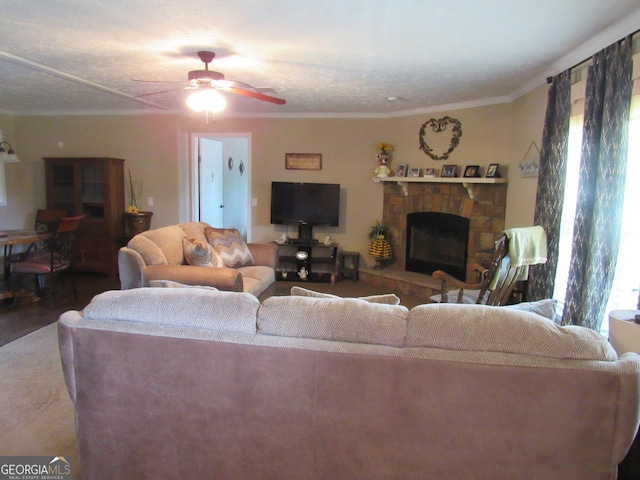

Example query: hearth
[405,212,469,280]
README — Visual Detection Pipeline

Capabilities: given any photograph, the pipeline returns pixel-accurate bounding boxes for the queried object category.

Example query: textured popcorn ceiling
[0,0,638,117]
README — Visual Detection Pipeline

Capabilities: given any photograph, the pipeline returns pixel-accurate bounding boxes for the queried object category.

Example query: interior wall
[9,114,181,230]
[505,84,547,227]
[3,87,546,267]
[0,114,28,228]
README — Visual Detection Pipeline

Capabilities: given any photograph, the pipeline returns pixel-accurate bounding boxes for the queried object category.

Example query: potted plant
[124,169,153,235]
[368,220,393,269]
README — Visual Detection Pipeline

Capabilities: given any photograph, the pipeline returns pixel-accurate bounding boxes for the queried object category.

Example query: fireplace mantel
[376,176,507,199]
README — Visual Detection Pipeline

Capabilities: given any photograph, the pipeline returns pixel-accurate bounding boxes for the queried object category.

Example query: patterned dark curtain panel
[529,72,571,301]
[562,36,633,330]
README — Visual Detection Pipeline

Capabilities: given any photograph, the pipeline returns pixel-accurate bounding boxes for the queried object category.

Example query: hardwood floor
[0,272,121,347]
[0,272,425,347]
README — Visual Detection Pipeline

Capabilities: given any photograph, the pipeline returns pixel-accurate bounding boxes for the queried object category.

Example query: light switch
[252,197,258,207]
[148,197,153,206]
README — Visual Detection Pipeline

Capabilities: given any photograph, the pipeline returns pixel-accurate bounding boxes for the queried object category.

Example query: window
[553,100,640,334]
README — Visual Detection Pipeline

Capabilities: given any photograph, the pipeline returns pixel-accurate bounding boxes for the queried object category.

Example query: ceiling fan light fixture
[186,88,227,113]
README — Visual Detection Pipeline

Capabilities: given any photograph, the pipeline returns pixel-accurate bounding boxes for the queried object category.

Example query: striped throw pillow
[204,227,255,268]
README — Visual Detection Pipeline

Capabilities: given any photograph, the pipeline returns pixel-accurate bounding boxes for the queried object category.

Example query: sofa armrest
[118,247,147,289]
[248,243,278,269]
[142,264,244,292]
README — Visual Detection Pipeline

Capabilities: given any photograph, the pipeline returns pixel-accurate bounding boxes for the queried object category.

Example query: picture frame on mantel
[486,163,500,178]
[441,165,457,177]
[285,153,322,170]
[463,165,480,178]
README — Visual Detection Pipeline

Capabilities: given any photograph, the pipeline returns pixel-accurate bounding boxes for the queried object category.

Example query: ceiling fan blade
[133,78,187,84]
[133,86,191,98]
[223,86,286,105]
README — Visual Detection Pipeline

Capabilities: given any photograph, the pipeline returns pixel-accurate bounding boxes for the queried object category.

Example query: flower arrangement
[377,142,393,153]
[126,169,141,214]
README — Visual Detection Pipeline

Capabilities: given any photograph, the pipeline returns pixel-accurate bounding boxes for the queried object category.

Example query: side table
[609,310,640,355]
[609,310,640,480]
[340,251,359,280]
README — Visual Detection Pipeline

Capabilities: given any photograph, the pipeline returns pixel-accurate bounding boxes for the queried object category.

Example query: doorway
[192,134,251,239]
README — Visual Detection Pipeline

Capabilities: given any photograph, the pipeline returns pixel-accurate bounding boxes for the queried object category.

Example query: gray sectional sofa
[58,287,640,479]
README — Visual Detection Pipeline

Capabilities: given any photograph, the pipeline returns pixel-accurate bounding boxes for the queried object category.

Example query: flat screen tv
[271,182,340,241]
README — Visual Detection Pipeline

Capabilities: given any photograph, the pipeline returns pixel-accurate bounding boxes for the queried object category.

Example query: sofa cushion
[405,303,617,361]
[239,265,276,297]
[258,295,409,347]
[290,286,401,305]
[148,279,219,291]
[183,237,224,268]
[205,227,255,268]
[430,291,557,321]
[127,234,168,266]
[139,225,190,265]
[83,287,259,334]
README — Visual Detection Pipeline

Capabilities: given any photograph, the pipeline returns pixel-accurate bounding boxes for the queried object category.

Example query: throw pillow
[290,286,401,305]
[183,237,224,268]
[205,227,255,268]
[505,298,557,321]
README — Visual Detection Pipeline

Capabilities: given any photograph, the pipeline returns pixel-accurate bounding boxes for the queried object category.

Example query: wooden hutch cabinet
[44,157,125,276]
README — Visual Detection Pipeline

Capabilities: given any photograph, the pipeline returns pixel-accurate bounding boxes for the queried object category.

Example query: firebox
[405,212,470,280]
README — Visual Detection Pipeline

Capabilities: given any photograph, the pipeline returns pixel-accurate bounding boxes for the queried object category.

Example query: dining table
[0,229,53,301]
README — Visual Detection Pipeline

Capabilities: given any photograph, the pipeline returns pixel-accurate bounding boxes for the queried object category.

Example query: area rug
[0,322,79,478]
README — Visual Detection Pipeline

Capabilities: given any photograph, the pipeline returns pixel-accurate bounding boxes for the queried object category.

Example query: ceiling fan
[134,51,286,109]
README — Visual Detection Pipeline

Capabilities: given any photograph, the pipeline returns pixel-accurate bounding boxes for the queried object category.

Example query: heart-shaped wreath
[418,116,463,160]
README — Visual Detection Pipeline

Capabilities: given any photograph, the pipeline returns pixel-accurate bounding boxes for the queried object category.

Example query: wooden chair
[10,214,84,306]
[34,209,68,233]
[8,209,67,264]
[432,228,546,306]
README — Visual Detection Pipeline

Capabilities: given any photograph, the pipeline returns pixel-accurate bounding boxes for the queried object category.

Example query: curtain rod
[546,29,640,84]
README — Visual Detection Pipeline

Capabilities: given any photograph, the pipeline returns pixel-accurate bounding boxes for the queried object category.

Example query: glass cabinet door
[81,165,105,218]
[50,165,75,215]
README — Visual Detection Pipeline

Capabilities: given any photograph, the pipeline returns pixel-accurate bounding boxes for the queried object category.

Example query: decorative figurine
[374,142,393,178]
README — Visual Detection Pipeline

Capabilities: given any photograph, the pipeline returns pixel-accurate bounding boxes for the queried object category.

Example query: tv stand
[297,224,314,243]
[289,238,318,245]
[273,241,338,284]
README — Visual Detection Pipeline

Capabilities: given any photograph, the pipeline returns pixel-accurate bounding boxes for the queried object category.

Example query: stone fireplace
[406,211,470,280]
[381,181,507,282]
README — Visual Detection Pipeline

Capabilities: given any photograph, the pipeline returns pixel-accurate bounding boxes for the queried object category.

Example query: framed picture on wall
[395,164,408,177]
[285,153,322,170]
[441,165,457,177]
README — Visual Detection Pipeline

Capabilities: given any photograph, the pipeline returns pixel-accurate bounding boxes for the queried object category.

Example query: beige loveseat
[59,287,640,480]
[118,221,277,298]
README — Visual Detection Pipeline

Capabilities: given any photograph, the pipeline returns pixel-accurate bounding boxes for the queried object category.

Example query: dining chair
[431,226,547,306]
[10,214,84,307]
[7,209,67,265]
